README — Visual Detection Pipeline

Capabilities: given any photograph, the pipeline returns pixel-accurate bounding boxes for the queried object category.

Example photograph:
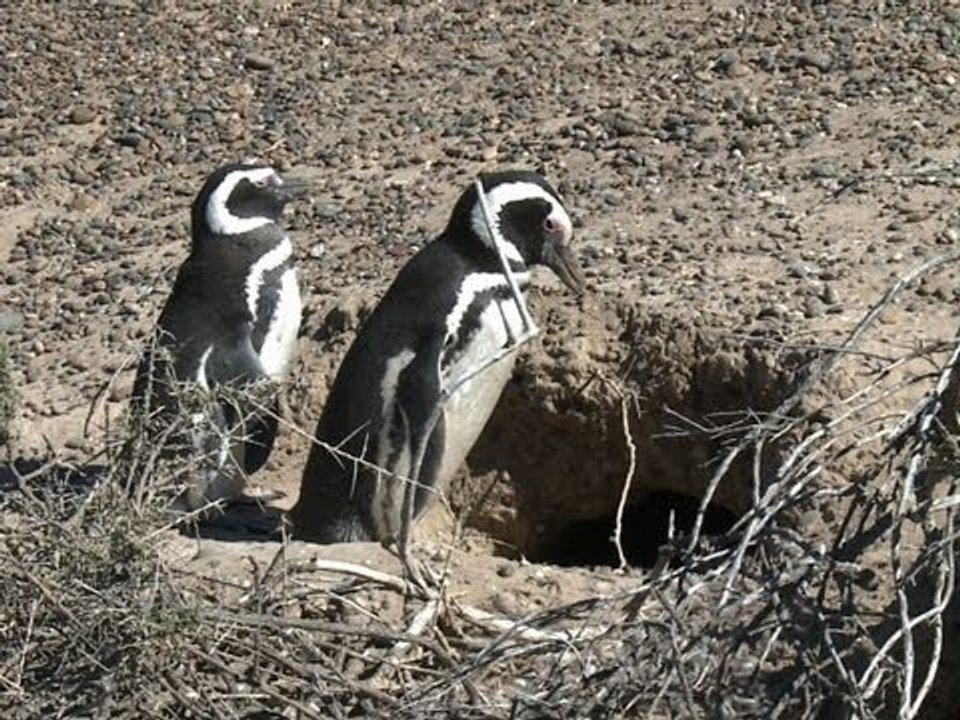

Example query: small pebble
[116,132,143,148]
[243,54,274,71]
[798,51,832,72]
[803,296,825,319]
[69,106,96,125]
[821,285,839,305]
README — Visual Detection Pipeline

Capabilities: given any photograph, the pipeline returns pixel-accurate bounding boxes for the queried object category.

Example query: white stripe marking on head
[206,167,279,235]
[469,181,570,261]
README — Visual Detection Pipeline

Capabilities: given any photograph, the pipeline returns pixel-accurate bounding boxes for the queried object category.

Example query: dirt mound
[461,296,812,564]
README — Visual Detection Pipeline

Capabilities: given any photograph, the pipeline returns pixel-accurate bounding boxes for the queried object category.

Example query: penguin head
[191,163,309,239]
[448,170,585,292]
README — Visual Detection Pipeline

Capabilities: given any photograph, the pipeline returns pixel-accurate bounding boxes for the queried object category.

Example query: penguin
[130,162,307,511]
[292,170,584,543]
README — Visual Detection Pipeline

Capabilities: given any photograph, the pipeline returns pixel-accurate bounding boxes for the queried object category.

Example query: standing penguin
[292,170,584,543]
[131,163,307,511]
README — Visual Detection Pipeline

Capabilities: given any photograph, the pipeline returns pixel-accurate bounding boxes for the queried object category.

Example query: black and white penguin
[292,170,584,543]
[131,163,307,511]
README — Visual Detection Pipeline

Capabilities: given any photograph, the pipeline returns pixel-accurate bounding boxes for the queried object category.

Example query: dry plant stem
[472,177,538,337]
[187,646,326,720]
[855,333,960,712]
[892,470,917,719]
[890,336,960,446]
[376,598,441,683]
[201,607,454,660]
[82,352,135,439]
[0,673,21,694]
[458,604,606,644]
[815,609,863,702]
[305,558,411,595]
[645,669,675,719]
[614,392,639,571]
[656,590,698,716]
[720,447,828,606]
[752,438,764,507]
[908,521,955,717]
[284,634,403,709]
[250,399,413,489]
[14,598,39,691]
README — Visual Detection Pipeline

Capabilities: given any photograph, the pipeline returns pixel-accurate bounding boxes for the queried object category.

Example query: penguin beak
[542,236,586,293]
[273,177,311,204]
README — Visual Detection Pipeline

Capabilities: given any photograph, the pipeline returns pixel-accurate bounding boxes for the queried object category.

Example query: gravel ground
[1,1,960,713]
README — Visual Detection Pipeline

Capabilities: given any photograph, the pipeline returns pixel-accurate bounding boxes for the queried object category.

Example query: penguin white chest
[244,238,301,379]
[436,296,526,491]
[258,267,301,379]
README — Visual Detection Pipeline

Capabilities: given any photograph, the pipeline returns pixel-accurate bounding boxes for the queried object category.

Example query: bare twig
[614,392,639,571]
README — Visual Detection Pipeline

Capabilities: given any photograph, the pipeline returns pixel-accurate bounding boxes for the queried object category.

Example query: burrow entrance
[528,490,740,568]
[453,311,808,569]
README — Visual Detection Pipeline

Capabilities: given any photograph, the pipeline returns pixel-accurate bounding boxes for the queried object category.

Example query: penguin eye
[543,216,559,234]
[249,171,279,189]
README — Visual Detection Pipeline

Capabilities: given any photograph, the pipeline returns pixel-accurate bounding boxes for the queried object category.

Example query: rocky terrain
[2,1,960,717]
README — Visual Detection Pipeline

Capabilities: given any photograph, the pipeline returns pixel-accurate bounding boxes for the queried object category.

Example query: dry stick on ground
[302,558,410,595]
[200,607,459,668]
[907,447,958,717]
[82,351,137,440]
[187,645,326,720]
[810,335,960,716]
[609,263,960,716]
[200,550,480,707]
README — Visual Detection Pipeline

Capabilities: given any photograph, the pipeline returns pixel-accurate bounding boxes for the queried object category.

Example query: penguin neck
[442,227,530,277]
[192,221,286,256]
[188,224,292,300]
[180,227,293,331]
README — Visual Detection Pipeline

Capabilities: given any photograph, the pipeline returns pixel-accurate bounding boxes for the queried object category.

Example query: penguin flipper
[207,325,266,386]
[204,327,275,496]
[389,338,446,523]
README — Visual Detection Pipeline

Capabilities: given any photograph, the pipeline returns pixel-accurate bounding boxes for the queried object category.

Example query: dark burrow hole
[463,334,798,570]
[525,490,741,569]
